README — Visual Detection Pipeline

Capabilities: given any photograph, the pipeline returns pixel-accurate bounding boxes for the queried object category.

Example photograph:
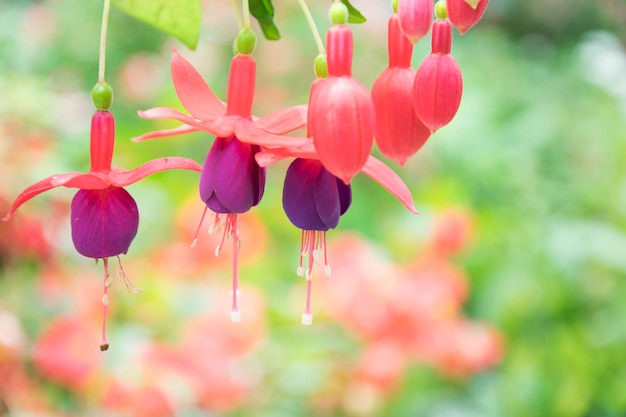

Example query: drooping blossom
[308,23,376,185]
[256,141,418,324]
[2,108,202,350]
[413,11,463,132]
[447,0,489,34]
[397,0,435,44]
[372,13,431,165]
[135,47,307,322]
[282,158,352,325]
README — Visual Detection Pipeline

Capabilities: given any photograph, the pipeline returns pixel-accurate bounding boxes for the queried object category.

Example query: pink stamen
[100,257,110,351]
[298,230,330,326]
[191,206,209,248]
[230,214,240,322]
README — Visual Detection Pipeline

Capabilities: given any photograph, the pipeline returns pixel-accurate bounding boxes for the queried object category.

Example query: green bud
[392,0,398,14]
[314,54,328,78]
[236,28,257,55]
[92,82,113,111]
[329,1,349,25]
[435,0,447,19]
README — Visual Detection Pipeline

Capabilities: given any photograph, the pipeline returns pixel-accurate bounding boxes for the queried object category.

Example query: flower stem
[297,0,325,55]
[230,0,244,30]
[98,0,111,83]
[242,0,251,29]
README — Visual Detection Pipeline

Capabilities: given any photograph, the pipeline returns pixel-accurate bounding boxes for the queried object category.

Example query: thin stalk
[297,0,325,55]
[230,0,244,30]
[98,0,111,83]
[242,0,251,29]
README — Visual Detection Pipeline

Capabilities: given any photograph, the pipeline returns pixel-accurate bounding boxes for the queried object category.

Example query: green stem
[230,0,244,30]
[297,0,325,55]
[242,0,251,29]
[98,0,111,83]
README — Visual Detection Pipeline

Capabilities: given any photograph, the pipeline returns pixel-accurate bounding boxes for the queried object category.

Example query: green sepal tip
[92,82,114,111]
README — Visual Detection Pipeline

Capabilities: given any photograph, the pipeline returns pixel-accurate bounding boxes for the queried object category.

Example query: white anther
[296,266,304,277]
[190,239,198,248]
[313,250,320,263]
[324,265,331,277]
[215,245,221,257]
[305,268,312,281]
[104,276,113,287]
[230,311,241,323]
[101,294,109,306]
[301,313,313,326]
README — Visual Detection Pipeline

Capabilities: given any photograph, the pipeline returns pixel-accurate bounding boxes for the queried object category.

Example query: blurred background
[1,0,626,416]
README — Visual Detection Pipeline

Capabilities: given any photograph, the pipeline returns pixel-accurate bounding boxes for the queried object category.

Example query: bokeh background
[1,0,626,416]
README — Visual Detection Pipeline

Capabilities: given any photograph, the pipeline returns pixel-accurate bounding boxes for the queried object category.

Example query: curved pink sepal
[255,142,317,167]
[234,119,308,148]
[256,105,308,134]
[109,157,202,187]
[2,172,109,221]
[131,124,201,142]
[361,156,419,214]
[171,47,226,120]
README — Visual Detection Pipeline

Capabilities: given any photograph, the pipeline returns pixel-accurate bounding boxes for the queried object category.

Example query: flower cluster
[3,0,490,346]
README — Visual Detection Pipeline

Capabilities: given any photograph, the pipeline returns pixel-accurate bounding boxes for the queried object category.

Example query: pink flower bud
[447,0,489,35]
[413,19,463,132]
[398,0,434,44]
[372,14,431,165]
[309,25,375,184]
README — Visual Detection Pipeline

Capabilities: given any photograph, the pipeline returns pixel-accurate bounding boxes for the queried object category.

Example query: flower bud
[413,18,462,132]
[447,0,488,34]
[398,0,434,44]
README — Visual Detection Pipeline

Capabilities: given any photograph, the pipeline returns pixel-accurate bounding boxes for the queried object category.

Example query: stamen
[231,214,240,322]
[297,266,304,277]
[100,258,110,351]
[191,205,209,248]
[296,230,331,324]
[117,256,141,294]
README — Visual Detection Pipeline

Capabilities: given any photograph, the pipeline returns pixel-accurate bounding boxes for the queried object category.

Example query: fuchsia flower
[2,109,202,350]
[135,48,307,322]
[447,0,489,35]
[256,141,418,324]
[308,24,376,185]
[372,13,431,166]
[398,0,435,44]
[413,14,463,132]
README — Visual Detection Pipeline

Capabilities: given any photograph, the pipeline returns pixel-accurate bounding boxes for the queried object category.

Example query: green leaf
[341,0,367,24]
[464,0,481,8]
[249,0,281,40]
[111,0,202,50]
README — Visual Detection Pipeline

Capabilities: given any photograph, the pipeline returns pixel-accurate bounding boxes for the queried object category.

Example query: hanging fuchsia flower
[372,13,431,166]
[282,158,352,325]
[447,0,489,35]
[3,106,201,350]
[256,141,418,325]
[398,0,435,44]
[135,44,307,322]
[413,11,463,133]
[308,23,375,185]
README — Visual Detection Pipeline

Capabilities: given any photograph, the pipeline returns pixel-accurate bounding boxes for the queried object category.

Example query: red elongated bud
[226,54,256,117]
[413,19,462,132]
[398,0,434,44]
[309,25,375,184]
[90,111,115,172]
[447,0,489,34]
[372,15,430,165]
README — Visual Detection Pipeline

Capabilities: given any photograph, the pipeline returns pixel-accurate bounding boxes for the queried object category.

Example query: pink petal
[361,156,419,214]
[256,105,308,134]
[2,172,108,221]
[108,157,202,187]
[132,124,200,142]
[234,119,308,148]
[255,142,317,167]
[171,47,226,120]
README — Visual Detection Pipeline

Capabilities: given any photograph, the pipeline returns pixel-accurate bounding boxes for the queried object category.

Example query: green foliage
[110,0,201,49]
[249,0,281,40]
[341,0,366,24]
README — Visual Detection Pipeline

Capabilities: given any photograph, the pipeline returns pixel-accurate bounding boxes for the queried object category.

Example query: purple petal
[199,137,265,213]
[314,167,341,229]
[70,187,139,258]
[283,159,328,231]
[337,178,352,216]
